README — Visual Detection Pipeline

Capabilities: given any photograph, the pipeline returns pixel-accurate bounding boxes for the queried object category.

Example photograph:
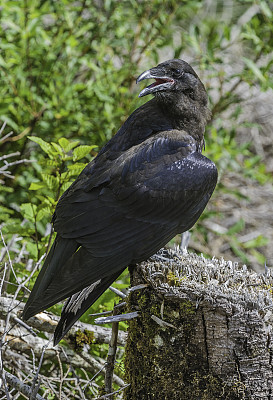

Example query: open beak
[136,69,175,98]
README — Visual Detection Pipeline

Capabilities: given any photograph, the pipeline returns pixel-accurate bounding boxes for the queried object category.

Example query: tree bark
[125,249,273,400]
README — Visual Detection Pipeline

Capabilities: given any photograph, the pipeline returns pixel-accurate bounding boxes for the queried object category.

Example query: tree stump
[125,249,273,400]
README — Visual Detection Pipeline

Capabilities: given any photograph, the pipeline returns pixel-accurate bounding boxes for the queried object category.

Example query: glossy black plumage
[23,59,218,345]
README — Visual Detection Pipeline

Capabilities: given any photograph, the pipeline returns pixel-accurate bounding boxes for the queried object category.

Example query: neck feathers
[156,91,211,146]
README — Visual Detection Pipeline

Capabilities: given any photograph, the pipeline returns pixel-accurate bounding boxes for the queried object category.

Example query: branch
[0,152,20,161]
[0,295,126,384]
[104,307,119,397]
[1,329,124,386]
[3,370,46,400]
[0,296,126,346]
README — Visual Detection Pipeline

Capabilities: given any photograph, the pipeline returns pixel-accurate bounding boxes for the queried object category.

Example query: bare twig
[30,344,48,400]
[0,234,18,263]
[0,263,8,297]
[0,158,34,172]
[95,384,130,400]
[0,151,20,161]
[0,296,126,345]
[0,231,20,292]
[104,306,120,398]
[109,286,127,299]
[95,312,138,325]
[56,351,63,400]
[61,348,86,399]
[0,121,7,137]
[3,370,46,400]
[0,130,14,142]
[13,317,37,336]
[0,368,11,400]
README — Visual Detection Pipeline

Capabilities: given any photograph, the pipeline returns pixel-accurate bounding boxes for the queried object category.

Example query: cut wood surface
[125,249,273,400]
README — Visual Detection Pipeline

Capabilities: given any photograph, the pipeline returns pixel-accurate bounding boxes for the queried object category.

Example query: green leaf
[260,1,272,19]
[67,163,87,171]
[29,136,54,156]
[243,57,266,83]
[42,174,59,190]
[0,186,13,193]
[230,239,249,264]
[250,249,266,265]
[0,206,14,215]
[21,203,37,222]
[51,142,64,155]
[61,181,73,192]
[226,219,245,235]
[35,195,56,206]
[36,207,51,222]
[26,242,38,259]
[243,235,268,249]
[29,182,45,191]
[72,145,96,161]
[58,138,80,152]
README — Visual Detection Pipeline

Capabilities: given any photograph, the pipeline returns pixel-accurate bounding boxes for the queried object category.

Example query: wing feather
[23,128,217,329]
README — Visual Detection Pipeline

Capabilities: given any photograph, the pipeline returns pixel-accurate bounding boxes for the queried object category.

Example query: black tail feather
[53,268,125,345]
[22,236,79,321]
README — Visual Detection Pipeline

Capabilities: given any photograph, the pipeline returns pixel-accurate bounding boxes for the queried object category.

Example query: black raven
[23,59,218,345]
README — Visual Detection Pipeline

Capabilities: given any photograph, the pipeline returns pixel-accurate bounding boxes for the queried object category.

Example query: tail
[23,235,127,344]
[22,236,79,321]
[23,236,126,344]
[53,268,124,345]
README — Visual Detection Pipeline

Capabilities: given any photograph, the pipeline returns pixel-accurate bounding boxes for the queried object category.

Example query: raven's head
[136,59,208,106]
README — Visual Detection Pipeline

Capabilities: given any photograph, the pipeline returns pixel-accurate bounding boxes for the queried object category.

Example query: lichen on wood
[125,248,273,399]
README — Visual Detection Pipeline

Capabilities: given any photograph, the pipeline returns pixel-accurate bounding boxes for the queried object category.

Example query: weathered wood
[0,295,126,346]
[0,295,126,390]
[3,371,46,400]
[125,249,273,400]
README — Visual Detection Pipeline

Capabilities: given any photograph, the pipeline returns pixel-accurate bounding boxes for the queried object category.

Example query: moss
[181,372,242,400]
[125,286,241,400]
[72,329,95,351]
[260,283,273,296]
[167,271,186,286]
[97,385,106,397]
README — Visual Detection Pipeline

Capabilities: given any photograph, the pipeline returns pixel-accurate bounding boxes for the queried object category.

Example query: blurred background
[0,0,273,397]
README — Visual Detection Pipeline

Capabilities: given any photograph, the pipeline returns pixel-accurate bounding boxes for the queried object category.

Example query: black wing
[23,130,217,338]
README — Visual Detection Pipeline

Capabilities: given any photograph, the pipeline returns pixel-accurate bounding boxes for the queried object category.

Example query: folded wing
[23,129,217,344]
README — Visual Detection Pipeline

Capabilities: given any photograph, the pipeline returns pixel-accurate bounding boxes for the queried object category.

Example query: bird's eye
[172,68,182,77]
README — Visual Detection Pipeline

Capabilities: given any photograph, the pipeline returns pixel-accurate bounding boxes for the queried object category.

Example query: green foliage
[2,135,95,259]
[0,0,185,150]
[0,0,192,261]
